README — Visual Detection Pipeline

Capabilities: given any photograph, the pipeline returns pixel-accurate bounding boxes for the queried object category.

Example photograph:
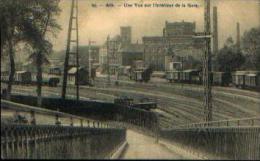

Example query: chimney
[237,22,241,52]
[213,6,218,55]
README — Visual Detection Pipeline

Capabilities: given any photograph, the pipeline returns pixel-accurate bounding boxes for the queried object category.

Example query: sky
[51,0,260,51]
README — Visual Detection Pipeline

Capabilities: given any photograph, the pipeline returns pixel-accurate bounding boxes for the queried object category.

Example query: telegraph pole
[203,0,212,122]
[61,0,80,101]
[106,35,111,85]
[181,56,184,88]
[213,6,218,55]
[88,40,92,85]
[75,0,79,101]
[236,22,241,52]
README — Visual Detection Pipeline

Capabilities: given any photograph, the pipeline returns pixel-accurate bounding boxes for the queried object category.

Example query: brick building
[143,21,203,71]
[119,43,144,66]
[100,26,144,74]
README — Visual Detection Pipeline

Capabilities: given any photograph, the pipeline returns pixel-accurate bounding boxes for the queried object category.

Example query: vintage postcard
[1,0,260,160]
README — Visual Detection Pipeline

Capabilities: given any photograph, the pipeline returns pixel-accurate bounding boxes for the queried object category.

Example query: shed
[68,67,89,85]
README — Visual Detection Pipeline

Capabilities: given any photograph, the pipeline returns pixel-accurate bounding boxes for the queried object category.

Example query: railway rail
[3,81,259,129]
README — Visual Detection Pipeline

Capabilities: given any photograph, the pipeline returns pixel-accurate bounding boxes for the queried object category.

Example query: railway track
[9,83,259,129]
[95,77,259,99]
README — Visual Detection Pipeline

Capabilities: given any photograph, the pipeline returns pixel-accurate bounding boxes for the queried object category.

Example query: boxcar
[212,72,231,86]
[182,69,201,84]
[49,67,62,75]
[142,67,152,82]
[245,71,260,90]
[31,73,60,87]
[131,67,152,83]
[14,71,32,84]
[179,71,185,83]
[166,70,180,83]
[131,69,143,82]
[48,77,60,87]
[232,71,249,88]
[1,71,9,82]
[151,71,166,78]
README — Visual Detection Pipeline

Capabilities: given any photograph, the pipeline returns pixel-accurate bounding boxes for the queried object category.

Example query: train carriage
[212,72,231,86]
[130,60,152,83]
[14,71,32,84]
[182,69,201,84]
[179,71,185,83]
[142,67,153,82]
[172,71,181,82]
[31,73,60,87]
[232,71,249,88]
[130,67,152,83]
[1,71,9,82]
[46,77,60,87]
[131,69,143,82]
[166,70,180,83]
[49,67,62,75]
[245,71,260,90]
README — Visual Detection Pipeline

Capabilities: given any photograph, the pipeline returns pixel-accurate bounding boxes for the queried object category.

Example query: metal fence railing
[1,123,126,159]
[1,99,114,128]
[160,117,260,160]
[160,127,260,160]
[174,117,260,129]
[1,99,127,159]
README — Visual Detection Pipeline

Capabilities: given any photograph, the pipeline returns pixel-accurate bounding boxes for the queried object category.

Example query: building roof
[16,71,30,74]
[119,44,144,53]
[111,35,121,41]
[233,71,249,75]
[183,69,200,72]
[165,21,195,26]
[248,71,260,74]
[247,73,257,77]
[143,36,164,41]
[68,67,85,74]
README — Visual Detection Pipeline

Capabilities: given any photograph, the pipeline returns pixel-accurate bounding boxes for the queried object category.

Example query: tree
[22,0,61,107]
[216,37,246,72]
[0,0,61,104]
[241,27,260,70]
[0,0,27,100]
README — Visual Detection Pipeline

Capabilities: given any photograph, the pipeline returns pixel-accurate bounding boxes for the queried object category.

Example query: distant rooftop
[119,44,144,53]
[68,67,85,74]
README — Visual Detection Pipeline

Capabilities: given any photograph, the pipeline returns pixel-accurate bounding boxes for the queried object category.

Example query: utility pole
[106,35,111,85]
[111,40,117,79]
[75,0,79,101]
[181,56,184,88]
[203,0,212,122]
[88,40,92,85]
[213,6,218,55]
[61,0,80,101]
[237,22,241,52]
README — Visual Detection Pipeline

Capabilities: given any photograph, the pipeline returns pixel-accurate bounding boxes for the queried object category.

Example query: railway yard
[3,76,259,129]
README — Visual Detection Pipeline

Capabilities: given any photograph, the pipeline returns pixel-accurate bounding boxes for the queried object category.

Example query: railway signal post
[193,0,213,123]
[203,0,213,123]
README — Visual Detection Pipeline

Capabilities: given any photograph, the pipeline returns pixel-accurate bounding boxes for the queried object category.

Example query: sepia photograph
[1,0,260,159]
